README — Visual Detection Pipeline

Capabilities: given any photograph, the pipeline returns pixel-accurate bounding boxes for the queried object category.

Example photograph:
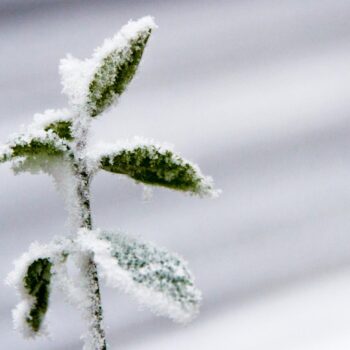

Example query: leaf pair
[0,16,217,197]
[1,16,157,162]
[1,131,216,197]
[7,230,200,336]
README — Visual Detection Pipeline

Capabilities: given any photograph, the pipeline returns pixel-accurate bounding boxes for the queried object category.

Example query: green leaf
[23,258,52,333]
[81,230,201,322]
[98,144,215,196]
[11,138,65,158]
[44,120,73,141]
[87,24,153,117]
[0,132,70,163]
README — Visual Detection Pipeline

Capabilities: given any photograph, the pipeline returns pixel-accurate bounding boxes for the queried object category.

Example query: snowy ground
[1,0,350,349]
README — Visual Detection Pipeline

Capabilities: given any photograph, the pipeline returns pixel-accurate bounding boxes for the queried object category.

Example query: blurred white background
[1,0,350,349]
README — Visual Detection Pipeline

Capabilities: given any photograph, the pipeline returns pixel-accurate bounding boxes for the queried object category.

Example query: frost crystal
[60,16,157,117]
[77,229,201,323]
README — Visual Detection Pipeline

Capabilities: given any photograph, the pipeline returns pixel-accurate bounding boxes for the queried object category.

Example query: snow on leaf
[77,229,201,323]
[59,16,157,117]
[87,137,218,197]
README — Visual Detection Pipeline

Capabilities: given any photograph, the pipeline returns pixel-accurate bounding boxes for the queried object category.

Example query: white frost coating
[29,108,73,132]
[52,252,90,312]
[39,160,80,233]
[0,143,13,161]
[92,16,157,62]
[59,16,157,114]
[50,248,104,350]
[6,128,69,154]
[86,136,220,198]
[0,110,72,163]
[2,129,78,232]
[11,154,80,233]
[5,241,67,338]
[59,55,95,114]
[86,136,174,170]
[76,229,201,323]
[51,163,82,233]
[76,252,107,350]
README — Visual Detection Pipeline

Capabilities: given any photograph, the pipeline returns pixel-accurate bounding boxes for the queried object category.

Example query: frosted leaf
[5,240,69,337]
[21,258,52,334]
[0,129,71,164]
[0,109,74,164]
[30,109,74,140]
[87,137,218,197]
[59,16,157,117]
[45,120,73,141]
[77,229,201,323]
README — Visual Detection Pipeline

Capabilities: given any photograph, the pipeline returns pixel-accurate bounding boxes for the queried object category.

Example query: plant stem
[74,122,107,350]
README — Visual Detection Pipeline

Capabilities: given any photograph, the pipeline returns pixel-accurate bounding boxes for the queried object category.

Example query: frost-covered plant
[1,16,218,349]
